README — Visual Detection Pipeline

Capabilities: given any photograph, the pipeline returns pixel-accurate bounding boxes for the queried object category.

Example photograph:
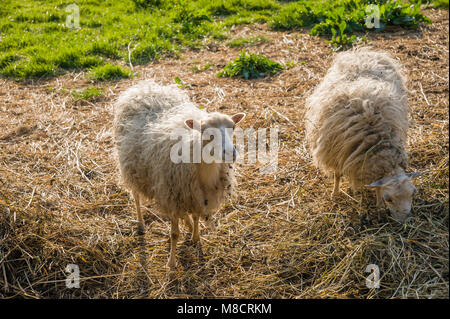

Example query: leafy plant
[174,76,191,88]
[217,50,283,79]
[271,0,433,47]
[325,20,365,47]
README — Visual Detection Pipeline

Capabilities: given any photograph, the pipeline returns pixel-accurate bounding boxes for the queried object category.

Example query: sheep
[305,49,423,222]
[113,80,245,268]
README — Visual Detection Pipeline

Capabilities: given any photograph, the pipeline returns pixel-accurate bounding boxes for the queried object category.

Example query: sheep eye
[384,196,393,203]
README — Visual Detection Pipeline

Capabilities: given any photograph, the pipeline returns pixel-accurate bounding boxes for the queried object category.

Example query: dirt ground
[0,9,448,298]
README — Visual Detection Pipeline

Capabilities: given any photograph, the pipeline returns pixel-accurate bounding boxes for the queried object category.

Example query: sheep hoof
[167,259,177,269]
[137,223,146,235]
[376,201,385,209]
[192,239,201,249]
[191,235,200,244]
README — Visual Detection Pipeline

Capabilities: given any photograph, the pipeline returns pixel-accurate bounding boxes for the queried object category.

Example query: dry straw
[0,10,448,298]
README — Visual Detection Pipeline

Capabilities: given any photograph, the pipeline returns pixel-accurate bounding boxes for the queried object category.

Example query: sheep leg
[192,215,200,243]
[183,215,193,233]
[132,191,145,234]
[331,173,340,198]
[167,217,180,269]
[376,188,384,208]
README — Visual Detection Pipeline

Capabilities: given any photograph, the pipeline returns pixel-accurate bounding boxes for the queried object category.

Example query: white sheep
[305,49,423,222]
[113,80,245,268]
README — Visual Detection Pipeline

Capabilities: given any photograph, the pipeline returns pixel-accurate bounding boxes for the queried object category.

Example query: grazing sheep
[113,80,245,268]
[305,49,423,222]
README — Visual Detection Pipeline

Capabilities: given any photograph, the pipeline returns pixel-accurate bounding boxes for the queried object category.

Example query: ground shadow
[163,231,216,297]
[134,223,153,297]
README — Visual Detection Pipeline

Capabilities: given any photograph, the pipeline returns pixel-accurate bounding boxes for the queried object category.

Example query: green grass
[71,86,104,101]
[269,0,432,47]
[427,0,449,8]
[0,0,438,79]
[217,50,283,79]
[0,0,227,79]
[191,62,214,73]
[88,64,132,81]
[227,36,270,48]
[174,76,192,88]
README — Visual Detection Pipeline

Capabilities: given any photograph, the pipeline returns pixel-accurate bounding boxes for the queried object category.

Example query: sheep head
[366,172,425,223]
[185,112,245,163]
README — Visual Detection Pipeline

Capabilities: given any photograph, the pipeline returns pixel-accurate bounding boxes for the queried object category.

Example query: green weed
[174,76,191,88]
[270,0,432,47]
[217,50,283,79]
[191,62,214,73]
[425,0,449,8]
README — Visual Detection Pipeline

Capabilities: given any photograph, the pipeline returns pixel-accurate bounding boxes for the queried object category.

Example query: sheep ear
[365,177,394,188]
[405,171,426,179]
[185,119,195,129]
[231,113,245,124]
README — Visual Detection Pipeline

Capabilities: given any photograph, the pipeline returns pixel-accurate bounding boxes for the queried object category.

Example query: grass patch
[1,59,58,79]
[227,35,269,48]
[191,62,214,73]
[426,0,449,8]
[269,0,432,47]
[0,0,226,79]
[284,59,308,69]
[0,53,20,69]
[71,86,104,101]
[0,0,437,79]
[88,64,132,81]
[218,50,283,79]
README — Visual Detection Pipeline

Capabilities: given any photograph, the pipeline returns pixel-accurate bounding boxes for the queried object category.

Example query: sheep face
[185,112,245,163]
[382,180,416,222]
[367,172,424,223]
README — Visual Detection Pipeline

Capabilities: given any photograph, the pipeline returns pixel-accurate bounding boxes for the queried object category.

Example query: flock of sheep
[113,49,424,269]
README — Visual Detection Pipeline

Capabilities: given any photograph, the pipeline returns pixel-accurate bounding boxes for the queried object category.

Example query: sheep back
[305,49,409,188]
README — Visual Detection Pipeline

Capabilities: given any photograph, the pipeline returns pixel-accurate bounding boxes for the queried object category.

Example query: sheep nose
[393,211,411,223]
